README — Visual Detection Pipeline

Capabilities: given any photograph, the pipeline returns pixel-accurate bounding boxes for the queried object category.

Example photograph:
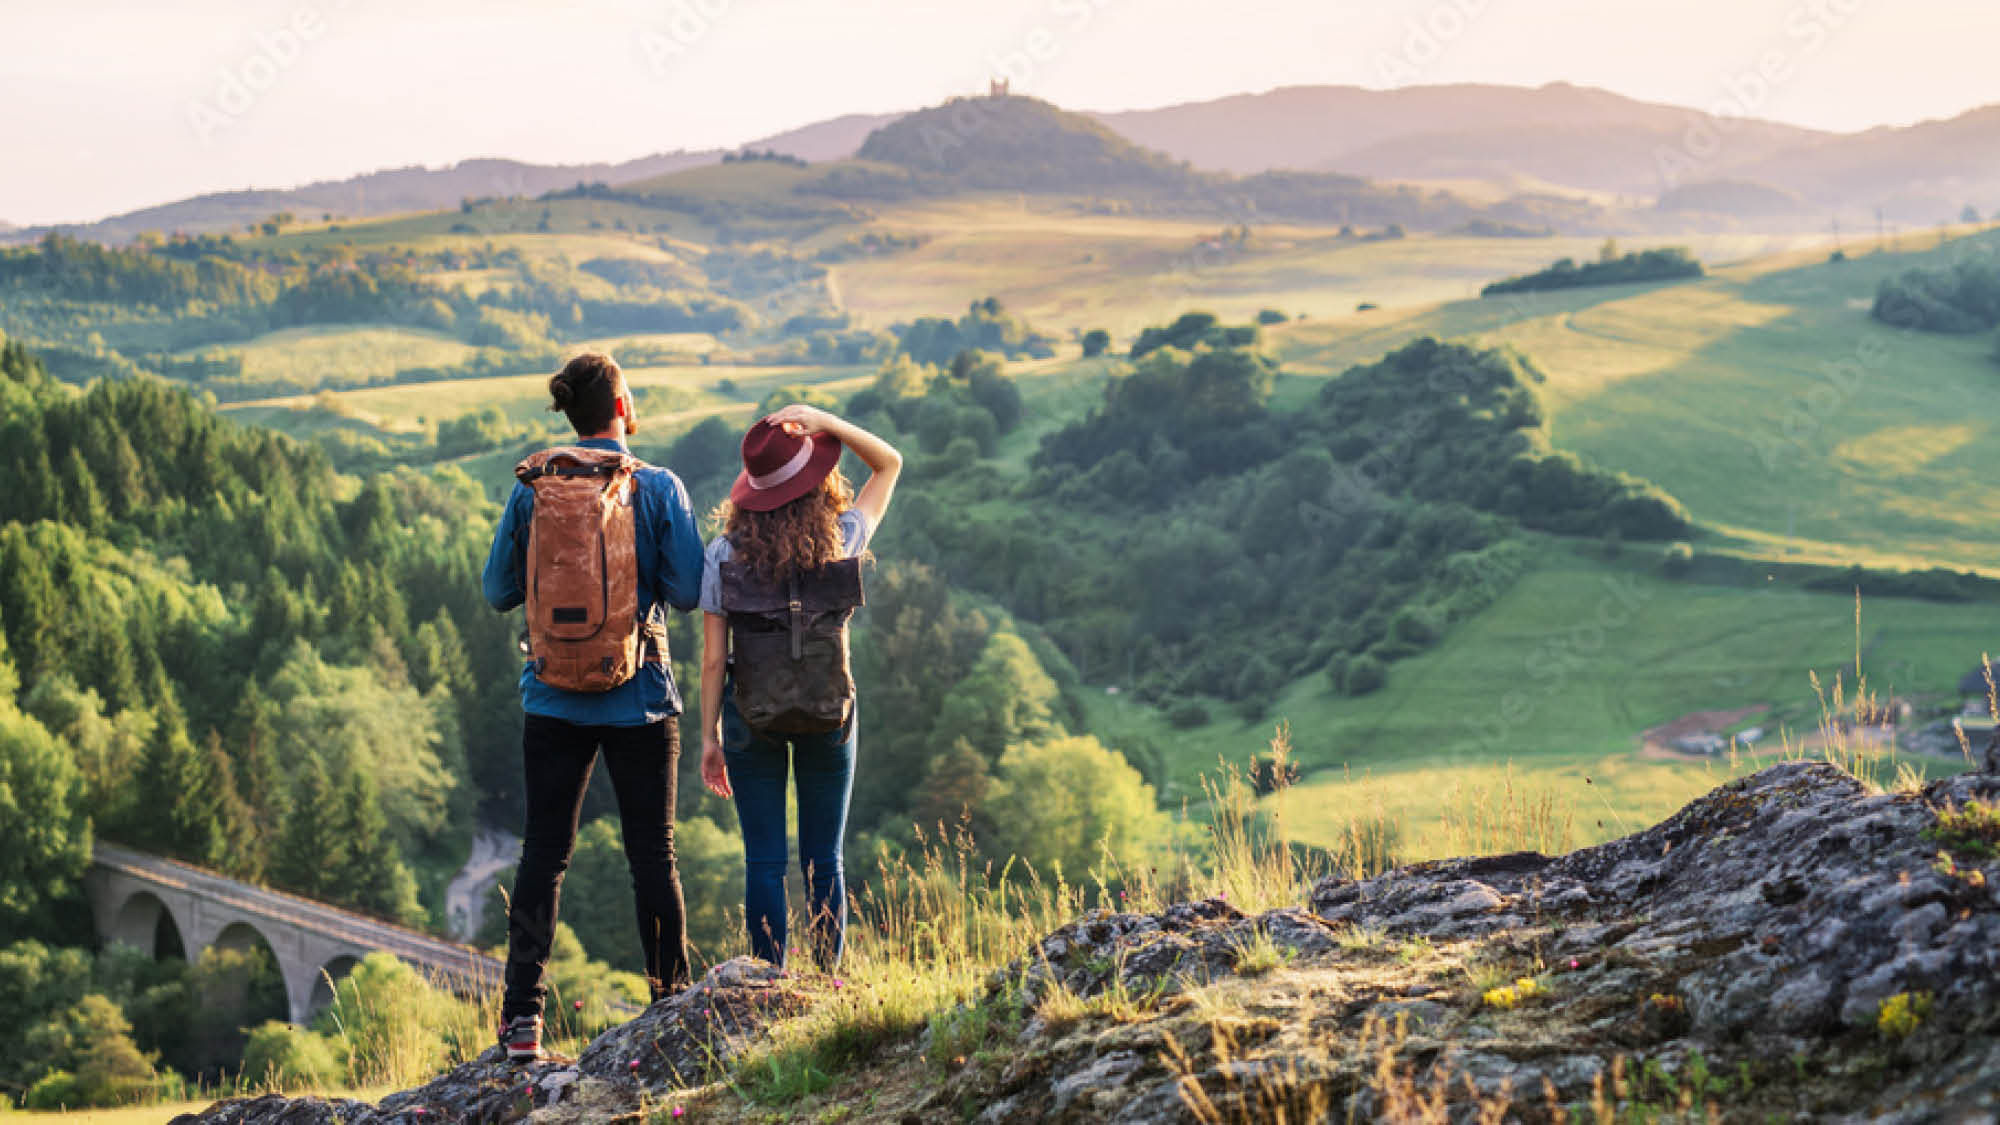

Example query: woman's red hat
[728,417,844,511]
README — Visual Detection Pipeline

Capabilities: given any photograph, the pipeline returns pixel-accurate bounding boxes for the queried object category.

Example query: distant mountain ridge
[19,82,2000,244]
[2,153,717,246]
[0,112,881,246]
[1092,82,1828,196]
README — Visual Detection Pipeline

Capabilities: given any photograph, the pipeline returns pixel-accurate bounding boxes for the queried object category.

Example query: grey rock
[176,957,817,1125]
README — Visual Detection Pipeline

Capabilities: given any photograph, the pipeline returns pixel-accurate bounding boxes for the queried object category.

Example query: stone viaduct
[85,842,504,1026]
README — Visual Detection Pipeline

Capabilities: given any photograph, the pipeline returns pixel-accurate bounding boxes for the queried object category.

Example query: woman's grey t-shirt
[697,508,872,616]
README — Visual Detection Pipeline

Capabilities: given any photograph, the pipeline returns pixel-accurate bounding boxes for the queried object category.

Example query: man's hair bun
[548,352,622,432]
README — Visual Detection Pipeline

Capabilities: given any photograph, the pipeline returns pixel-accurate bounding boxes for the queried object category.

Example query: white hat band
[747,440,814,490]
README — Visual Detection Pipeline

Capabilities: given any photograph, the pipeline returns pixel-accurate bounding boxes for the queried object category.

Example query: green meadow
[1087,541,1983,861]
[186,324,480,391]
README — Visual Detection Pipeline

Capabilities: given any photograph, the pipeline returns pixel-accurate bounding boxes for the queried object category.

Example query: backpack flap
[717,556,863,615]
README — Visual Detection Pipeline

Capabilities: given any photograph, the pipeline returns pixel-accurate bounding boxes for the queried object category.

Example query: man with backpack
[481,352,705,1063]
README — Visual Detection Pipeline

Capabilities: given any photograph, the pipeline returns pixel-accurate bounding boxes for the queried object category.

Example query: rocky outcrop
[176,959,817,1124]
[933,761,2000,1123]
[181,762,2000,1123]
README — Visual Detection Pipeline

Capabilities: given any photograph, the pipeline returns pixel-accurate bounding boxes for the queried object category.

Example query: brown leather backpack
[514,446,659,692]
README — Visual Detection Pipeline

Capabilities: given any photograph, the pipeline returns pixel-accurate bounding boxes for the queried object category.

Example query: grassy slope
[1087,540,1983,846]
[1267,228,2000,570]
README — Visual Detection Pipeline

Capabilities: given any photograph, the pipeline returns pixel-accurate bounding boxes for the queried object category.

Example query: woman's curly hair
[715,469,858,583]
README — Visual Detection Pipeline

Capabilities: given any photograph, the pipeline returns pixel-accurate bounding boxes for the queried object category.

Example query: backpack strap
[515,446,638,485]
[787,572,804,661]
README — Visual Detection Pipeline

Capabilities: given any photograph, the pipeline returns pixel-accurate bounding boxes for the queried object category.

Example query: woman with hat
[695,403,901,970]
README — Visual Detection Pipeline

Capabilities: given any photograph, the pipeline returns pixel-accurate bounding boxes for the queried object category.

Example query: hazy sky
[4,0,1995,226]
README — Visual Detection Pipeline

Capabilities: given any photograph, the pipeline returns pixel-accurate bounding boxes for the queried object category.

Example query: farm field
[828,197,1830,335]
[184,324,481,391]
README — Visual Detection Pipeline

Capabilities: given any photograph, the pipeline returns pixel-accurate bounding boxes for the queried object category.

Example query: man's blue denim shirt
[482,438,706,726]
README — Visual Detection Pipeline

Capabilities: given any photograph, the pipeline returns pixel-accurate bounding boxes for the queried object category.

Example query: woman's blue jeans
[721,690,856,972]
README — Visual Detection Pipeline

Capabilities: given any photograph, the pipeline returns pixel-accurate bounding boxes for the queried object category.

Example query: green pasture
[1086,541,1989,799]
[180,324,479,390]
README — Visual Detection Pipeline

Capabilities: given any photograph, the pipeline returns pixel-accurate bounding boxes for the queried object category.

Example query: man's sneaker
[500,1014,542,1064]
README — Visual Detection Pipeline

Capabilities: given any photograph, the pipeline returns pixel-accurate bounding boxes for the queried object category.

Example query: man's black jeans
[502,714,690,1021]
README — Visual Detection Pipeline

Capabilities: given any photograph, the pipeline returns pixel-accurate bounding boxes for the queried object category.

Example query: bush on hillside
[1482,248,1703,297]
[1872,260,2000,333]
[1343,655,1387,697]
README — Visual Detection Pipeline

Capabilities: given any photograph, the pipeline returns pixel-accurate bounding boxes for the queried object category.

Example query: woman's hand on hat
[765,403,833,437]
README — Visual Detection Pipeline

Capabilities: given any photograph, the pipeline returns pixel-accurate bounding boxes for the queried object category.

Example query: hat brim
[727,432,844,511]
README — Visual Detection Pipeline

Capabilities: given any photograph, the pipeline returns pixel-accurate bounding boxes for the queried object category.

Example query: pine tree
[22,448,58,524]
[104,432,147,520]
[328,764,422,924]
[269,753,343,900]
[126,721,208,860]
[409,610,475,700]
[58,447,108,533]
[198,730,261,878]
[226,682,287,844]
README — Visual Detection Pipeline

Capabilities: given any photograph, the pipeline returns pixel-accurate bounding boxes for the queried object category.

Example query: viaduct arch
[85,843,502,1026]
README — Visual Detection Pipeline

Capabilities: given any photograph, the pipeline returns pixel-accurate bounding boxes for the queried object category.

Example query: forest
[0,327,1164,1104]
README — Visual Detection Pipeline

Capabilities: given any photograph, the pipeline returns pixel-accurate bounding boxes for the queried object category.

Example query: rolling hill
[1094,82,1827,192]
[1720,103,2000,220]
[0,152,724,245]
[750,111,904,162]
[857,94,1199,193]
